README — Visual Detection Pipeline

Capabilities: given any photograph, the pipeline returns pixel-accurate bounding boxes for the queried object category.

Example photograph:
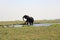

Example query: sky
[0,0,60,21]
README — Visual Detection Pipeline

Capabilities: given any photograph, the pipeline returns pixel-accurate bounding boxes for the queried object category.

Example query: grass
[0,21,24,25]
[0,21,24,27]
[0,20,60,40]
[0,24,60,40]
[34,20,60,24]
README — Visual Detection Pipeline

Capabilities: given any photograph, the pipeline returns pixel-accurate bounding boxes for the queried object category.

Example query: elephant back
[27,17,34,22]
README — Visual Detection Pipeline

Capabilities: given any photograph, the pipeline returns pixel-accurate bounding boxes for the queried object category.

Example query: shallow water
[14,23,52,27]
[4,23,60,27]
[14,25,23,27]
[33,23,52,27]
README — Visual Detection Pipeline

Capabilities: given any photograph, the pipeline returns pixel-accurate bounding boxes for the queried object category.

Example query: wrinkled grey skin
[23,15,34,25]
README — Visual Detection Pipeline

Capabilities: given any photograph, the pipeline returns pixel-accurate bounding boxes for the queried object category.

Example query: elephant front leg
[25,21,28,25]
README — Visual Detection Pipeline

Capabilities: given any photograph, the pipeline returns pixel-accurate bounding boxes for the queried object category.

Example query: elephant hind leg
[30,22,33,25]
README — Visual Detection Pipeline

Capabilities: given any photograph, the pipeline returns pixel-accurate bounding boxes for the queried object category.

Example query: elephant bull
[22,15,34,25]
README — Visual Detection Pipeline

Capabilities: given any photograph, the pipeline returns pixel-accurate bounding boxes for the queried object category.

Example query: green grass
[0,20,60,40]
[0,21,24,25]
[0,24,60,40]
[34,20,60,24]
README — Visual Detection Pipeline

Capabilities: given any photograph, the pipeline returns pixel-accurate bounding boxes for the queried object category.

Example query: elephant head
[22,15,34,25]
[22,15,29,21]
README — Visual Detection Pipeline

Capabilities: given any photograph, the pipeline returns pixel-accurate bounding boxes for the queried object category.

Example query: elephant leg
[25,21,30,25]
[31,22,33,25]
[26,22,28,25]
[30,23,31,25]
[24,21,27,25]
[30,22,33,25]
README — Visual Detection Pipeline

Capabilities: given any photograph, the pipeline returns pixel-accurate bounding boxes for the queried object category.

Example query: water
[33,23,52,27]
[14,25,23,27]
[4,23,60,27]
[14,23,52,27]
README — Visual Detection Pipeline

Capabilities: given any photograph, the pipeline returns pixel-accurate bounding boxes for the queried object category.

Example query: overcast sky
[0,0,60,21]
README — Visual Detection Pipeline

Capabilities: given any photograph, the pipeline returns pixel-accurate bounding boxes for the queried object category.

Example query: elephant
[22,15,34,25]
